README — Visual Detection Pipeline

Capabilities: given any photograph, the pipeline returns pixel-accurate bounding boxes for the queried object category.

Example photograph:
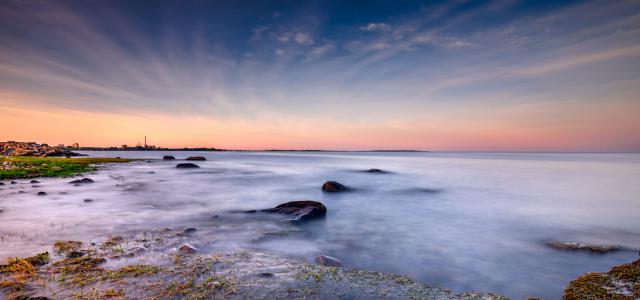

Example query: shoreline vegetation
[0,157,135,180]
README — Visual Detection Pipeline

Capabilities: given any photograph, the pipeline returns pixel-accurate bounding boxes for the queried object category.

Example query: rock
[176,163,200,168]
[321,181,348,192]
[30,180,40,183]
[0,182,4,185]
[186,156,206,161]
[37,191,47,196]
[207,281,222,288]
[178,243,198,254]
[180,228,197,236]
[187,156,207,161]
[0,208,4,213]
[11,181,17,184]
[259,200,327,222]
[69,178,95,184]
[564,258,640,299]
[365,168,386,173]
[546,241,622,254]
[163,155,176,160]
[316,255,343,267]
[83,199,93,203]
[15,296,52,300]
[258,272,275,277]
[67,251,85,258]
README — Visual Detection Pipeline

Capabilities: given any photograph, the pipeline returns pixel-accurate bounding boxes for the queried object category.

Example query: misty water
[1,151,639,299]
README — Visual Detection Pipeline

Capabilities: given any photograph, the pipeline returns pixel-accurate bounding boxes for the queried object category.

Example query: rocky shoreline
[1,141,84,157]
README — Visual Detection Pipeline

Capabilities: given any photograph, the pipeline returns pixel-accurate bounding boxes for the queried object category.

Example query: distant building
[121,144,128,149]
[72,143,79,149]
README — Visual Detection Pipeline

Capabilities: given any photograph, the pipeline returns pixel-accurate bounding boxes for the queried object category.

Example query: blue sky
[1,0,639,150]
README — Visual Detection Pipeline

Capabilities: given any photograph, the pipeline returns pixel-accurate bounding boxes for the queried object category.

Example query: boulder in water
[259,200,327,222]
[163,155,176,160]
[186,156,206,161]
[69,178,95,184]
[546,241,622,254]
[30,180,40,183]
[322,181,348,192]
[176,163,200,169]
[178,244,198,254]
[37,191,47,196]
[180,228,197,236]
[316,255,343,267]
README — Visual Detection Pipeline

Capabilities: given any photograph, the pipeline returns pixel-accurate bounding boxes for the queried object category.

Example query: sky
[1,0,639,151]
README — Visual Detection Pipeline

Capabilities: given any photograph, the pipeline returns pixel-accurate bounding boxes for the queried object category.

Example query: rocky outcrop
[186,156,206,161]
[179,244,198,254]
[564,259,640,299]
[322,181,348,192]
[176,163,200,169]
[69,178,95,184]
[546,241,622,254]
[163,155,175,160]
[1,141,85,157]
[316,255,343,267]
[256,201,327,222]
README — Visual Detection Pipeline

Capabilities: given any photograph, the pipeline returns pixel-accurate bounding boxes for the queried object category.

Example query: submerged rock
[67,251,85,259]
[37,191,47,196]
[30,180,40,183]
[69,178,95,184]
[546,241,622,254]
[0,208,4,213]
[83,199,93,203]
[322,181,348,192]
[316,255,343,267]
[180,228,197,236]
[178,244,198,254]
[129,246,148,255]
[163,155,176,160]
[176,163,200,169]
[0,182,4,185]
[258,200,327,222]
[11,181,17,184]
[186,156,206,161]
[365,168,387,173]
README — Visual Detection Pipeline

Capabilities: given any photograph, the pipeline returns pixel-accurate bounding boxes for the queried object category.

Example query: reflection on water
[1,151,639,299]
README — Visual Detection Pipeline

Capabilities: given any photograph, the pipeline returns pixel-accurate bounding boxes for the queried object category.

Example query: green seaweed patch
[0,156,136,179]
[53,256,106,274]
[116,264,161,277]
[564,259,640,300]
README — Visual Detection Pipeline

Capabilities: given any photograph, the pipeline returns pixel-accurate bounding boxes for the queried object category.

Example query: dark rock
[366,169,386,173]
[11,181,17,184]
[0,208,4,213]
[260,200,327,222]
[181,228,197,236]
[178,244,198,254]
[258,272,275,277]
[186,156,206,161]
[546,241,622,254]
[37,191,47,196]
[67,251,85,258]
[15,296,52,300]
[83,199,93,203]
[69,178,95,184]
[316,255,343,267]
[32,185,40,188]
[30,180,40,183]
[176,163,200,169]
[163,155,176,160]
[322,181,348,192]
[0,182,4,185]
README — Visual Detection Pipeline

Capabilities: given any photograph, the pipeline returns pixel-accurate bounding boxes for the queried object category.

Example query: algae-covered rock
[564,259,640,299]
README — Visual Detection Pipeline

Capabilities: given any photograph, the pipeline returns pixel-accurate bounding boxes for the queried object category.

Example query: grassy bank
[0,156,136,180]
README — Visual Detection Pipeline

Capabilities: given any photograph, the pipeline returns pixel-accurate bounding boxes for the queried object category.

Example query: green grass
[0,156,136,179]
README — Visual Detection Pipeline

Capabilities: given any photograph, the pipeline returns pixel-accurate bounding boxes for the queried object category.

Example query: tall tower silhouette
[144,136,147,148]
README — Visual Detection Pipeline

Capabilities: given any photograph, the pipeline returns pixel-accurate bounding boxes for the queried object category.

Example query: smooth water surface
[1,151,639,299]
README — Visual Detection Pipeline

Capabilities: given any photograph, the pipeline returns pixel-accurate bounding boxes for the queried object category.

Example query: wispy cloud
[360,22,390,32]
